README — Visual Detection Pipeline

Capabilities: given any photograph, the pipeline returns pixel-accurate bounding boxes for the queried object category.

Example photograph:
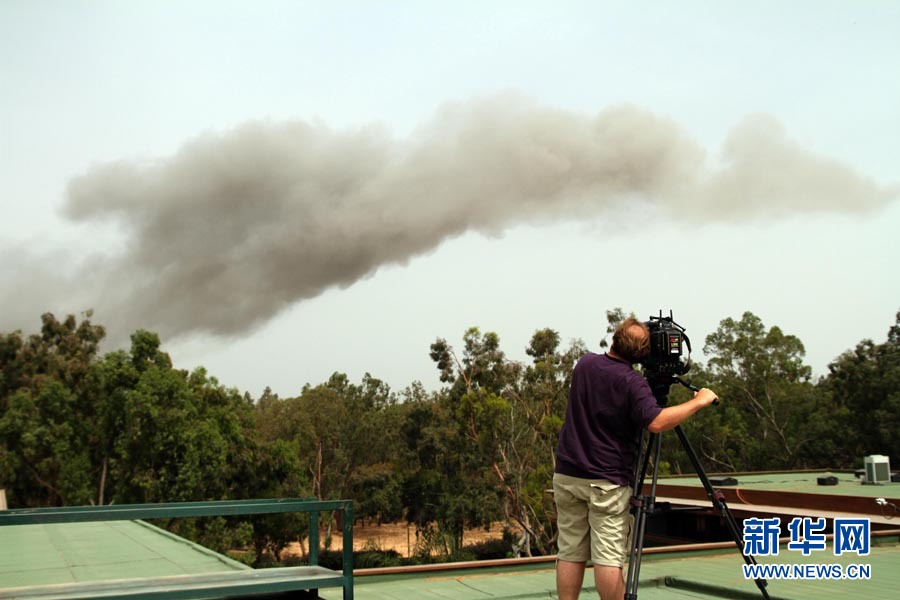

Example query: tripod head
[645,373,717,406]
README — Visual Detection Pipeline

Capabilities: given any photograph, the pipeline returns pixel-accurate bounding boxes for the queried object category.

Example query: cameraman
[553,317,717,600]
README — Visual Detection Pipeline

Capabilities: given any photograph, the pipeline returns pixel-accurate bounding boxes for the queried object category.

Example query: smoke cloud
[4,94,897,341]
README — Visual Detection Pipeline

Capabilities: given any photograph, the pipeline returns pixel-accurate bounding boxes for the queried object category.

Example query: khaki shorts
[553,472,633,567]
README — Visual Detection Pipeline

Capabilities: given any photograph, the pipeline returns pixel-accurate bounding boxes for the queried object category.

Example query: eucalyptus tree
[501,328,586,556]
[822,310,900,466]
[693,311,823,470]
[423,326,588,556]
[414,327,518,555]
[286,373,397,503]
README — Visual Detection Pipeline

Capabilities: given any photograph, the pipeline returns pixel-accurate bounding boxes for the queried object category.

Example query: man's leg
[593,565,624,600]
[554,474,591,599]
[556,559,586,600]
[586,481,632,600]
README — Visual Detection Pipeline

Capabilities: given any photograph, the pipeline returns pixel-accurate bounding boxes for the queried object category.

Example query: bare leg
[593,565,624,600]
[556,559,586,600]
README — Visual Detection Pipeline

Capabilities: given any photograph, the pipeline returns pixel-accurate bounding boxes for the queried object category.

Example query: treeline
[1,309,898,563]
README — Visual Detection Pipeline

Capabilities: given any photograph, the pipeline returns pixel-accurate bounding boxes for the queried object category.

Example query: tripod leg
[624,431,661,600]
[672,425,771,600]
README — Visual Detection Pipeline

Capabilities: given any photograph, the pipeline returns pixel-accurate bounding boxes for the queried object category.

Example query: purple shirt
[555,352,663,486]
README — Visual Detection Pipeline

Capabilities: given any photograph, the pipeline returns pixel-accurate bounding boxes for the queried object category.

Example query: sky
[1,1,898,398]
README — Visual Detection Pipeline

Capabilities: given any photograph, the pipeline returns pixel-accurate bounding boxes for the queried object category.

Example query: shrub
[463,538,511,560]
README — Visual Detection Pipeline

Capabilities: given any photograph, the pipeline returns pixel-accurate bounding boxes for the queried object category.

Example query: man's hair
[611,317,650,363]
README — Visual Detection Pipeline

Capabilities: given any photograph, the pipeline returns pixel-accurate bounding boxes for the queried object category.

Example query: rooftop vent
[864,455,891,484]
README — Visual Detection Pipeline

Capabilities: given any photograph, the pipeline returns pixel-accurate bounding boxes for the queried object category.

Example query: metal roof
[650,471,900,528]
[0,520,248,589]
[3,524,899,599]
[654,471,900,499]
[2,474,899,599]
[321,536,900,599]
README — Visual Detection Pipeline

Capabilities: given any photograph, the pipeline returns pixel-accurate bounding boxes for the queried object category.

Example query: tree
[414,327,519,555]
[422,326,590,557]
[598,308,633,350]
[693,311,825,471]
[250,388,312,563]
[0,382,94,505]
[286,373,397,504]
[87,331,255,504]
[255,372,400,556]
[822,310,900,466]
[501,329,586,556]
[0,312,105,397]
[0,312,105,506]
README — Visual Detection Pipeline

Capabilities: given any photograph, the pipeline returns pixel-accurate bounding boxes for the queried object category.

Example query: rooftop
[652,470,900,527]
[2,472,899,599]
[325,536,900,599]
[0,520,248,589]
[654,470,900,499]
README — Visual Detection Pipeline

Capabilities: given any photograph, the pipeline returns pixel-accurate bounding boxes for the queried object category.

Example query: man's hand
[648,387,719,433]
[693,388,718,407]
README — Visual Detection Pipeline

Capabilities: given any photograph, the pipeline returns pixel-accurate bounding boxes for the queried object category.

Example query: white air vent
[864,455,891,484]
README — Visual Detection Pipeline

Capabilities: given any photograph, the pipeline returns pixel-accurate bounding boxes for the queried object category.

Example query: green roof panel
[0,520,248,589]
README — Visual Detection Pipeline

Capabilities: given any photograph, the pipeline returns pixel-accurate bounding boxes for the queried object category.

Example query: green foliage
[598,308,634,349]
[3,307,899,567]
[0,383,93,505]
[316,546,404,570]
[420,326,586,557]
[822,310,900,465]
[499,329,586,556]
[668,311,840,472]
[92,334,255,504]
[0,313,286,559]
[417,328,522,552]
[465,535,514,560]
[351,464,404,524]
[165,517,254,557]
[701,313,814,469]
[0,312,104,506]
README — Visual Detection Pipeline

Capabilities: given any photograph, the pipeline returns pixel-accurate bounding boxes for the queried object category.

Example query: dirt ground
[286,521,508,558]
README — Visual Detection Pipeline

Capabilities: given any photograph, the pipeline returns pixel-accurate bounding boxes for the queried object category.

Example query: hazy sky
[2,1,898,397]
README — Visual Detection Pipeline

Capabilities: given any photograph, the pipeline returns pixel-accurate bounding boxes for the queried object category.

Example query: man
[553,317,717,600]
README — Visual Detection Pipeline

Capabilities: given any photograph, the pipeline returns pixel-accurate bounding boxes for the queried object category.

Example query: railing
[0,497,353,599]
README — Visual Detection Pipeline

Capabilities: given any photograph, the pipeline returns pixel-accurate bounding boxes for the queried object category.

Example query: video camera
[640,310,692,379]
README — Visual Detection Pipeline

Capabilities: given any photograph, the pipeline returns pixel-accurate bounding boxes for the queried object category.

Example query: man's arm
[647,388,718,433]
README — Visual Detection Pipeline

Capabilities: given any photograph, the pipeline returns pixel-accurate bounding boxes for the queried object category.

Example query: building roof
[323,536,900,599]
[0,520,248,589]
[652,471,900,527]
[2,473,899,599]
[655,470,899,499]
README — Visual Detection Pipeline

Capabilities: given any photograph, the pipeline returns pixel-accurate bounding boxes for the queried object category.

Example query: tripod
[623,376,770,600]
